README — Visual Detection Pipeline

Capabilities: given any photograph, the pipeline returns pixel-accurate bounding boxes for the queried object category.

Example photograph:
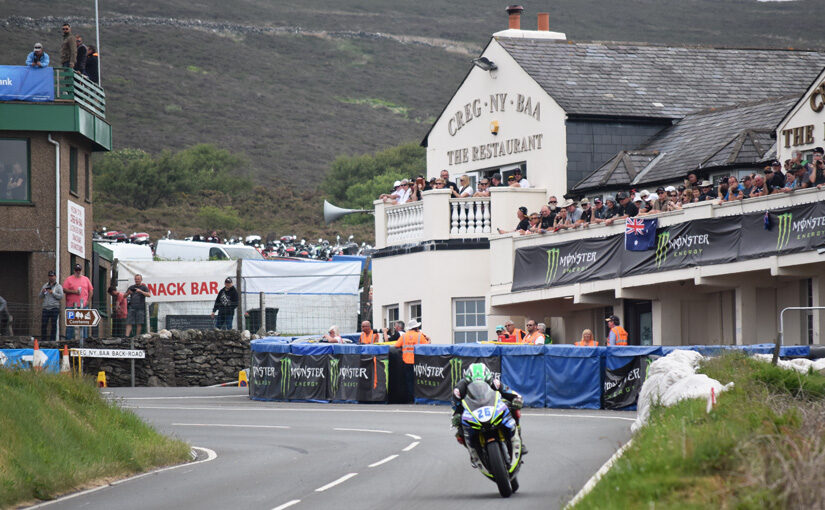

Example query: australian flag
[625,217,658,251]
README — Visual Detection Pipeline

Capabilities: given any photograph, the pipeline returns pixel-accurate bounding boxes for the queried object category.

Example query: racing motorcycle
[460,380,523,498]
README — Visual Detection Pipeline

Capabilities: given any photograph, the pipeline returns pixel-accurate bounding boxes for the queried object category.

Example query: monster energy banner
[413,355,501,402]
[602,357,649,410]
[250,351,288,400]
[329,354,389,402]
[513,202,825,291]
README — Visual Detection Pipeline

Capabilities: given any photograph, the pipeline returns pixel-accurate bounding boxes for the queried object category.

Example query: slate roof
[572,96,797,192]
[496,38,825,118]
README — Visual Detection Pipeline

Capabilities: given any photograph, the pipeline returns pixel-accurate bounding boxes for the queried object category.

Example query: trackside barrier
[0,349,60,372]
[246,341,815,408]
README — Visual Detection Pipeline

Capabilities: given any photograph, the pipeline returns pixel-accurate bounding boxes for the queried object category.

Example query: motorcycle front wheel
[486,441,512,498]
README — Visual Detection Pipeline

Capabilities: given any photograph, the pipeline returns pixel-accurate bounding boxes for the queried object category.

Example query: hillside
[1,0,824,239]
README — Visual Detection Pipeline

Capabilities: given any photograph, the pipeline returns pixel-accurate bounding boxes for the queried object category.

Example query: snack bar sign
[67,200,85,258]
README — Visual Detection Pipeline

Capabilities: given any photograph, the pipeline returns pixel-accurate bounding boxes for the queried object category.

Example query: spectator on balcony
[579,198,593,225]
[740,175,754,198]
[632,194,647,215]
[440,170,458,195]
[698,180,716,201]
[408,176,428,202]
[60,23,77,68]
[74,35,87,74]
[432,178,446,190]
[491,173,505,187]
[473,177,491,197]
[452,175,473,198]
[539,205,555,229]
[524,212,542,234]
[513,168,531,188]
[497,206,529,234]
[724,175,745,201]
[750,174,767,197]
[552,205,569,229]
[811,152,825,188]
[26,43,49,68]
[605,192,638,225]
[684,171,700,192]
[85,45,99,84]
[792,163,811,190]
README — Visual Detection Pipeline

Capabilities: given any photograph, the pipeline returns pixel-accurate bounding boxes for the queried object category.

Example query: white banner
[117,260,238,302]
[242,260,361,295]
[70,348,145,359]
[67,200,85,258]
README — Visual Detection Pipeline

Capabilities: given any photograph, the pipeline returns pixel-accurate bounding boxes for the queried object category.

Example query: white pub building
[372,6,825,347]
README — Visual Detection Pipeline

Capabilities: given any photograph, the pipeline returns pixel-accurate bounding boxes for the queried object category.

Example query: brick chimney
[506,5,524,30]
[537,12,549,31]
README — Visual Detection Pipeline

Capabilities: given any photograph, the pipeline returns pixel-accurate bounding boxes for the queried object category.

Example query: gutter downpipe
[47,134,60,281]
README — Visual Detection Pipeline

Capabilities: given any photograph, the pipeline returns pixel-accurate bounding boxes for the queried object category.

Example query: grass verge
[0,370,190,507]
[571,352,825,509]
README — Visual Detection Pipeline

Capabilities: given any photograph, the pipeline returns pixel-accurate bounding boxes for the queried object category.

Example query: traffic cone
[60,345,70,374]
[97,371,107,388]
[238,370,248,387]
[32,339,45,372]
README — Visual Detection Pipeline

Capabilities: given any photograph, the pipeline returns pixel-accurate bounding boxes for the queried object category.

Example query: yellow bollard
[97,371,107,388]
[238,370,248,387]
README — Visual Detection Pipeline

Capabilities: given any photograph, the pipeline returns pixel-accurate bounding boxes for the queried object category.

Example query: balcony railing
[450,198,491,235]
[386,201,424,244]
[54,67,105,118]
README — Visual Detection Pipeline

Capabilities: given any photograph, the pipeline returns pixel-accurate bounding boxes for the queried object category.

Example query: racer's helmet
[464,363,491,382]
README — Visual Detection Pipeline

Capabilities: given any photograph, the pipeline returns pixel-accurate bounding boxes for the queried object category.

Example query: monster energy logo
[381,359,389,391]
[776,212,792,250]
[546,248,560,283]
[280,357,292,394]
[655,231,670,268]
[450,358,464,388]
[329,358,340,395]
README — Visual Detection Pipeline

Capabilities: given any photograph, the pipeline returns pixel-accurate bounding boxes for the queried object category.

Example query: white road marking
[119,395,247,400]
[368,455,399,468]
[124,405,451,414]
[405,433,421,440]
[314,473,358,492]
[173,423,290,429]
[333,427,392,434]
[26,446,218,508]
[271,499,301,510]
[531,413,636,422]
[565,438,634,509]
[402,441,419,452]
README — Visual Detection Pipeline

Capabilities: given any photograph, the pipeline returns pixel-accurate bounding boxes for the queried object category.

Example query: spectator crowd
[380,168,531,205]
[499,149,825,236]
[25,22,99,84]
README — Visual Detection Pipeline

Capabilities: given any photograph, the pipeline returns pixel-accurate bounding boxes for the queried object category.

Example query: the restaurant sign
[780,79,825,149]
[513,202,825,291]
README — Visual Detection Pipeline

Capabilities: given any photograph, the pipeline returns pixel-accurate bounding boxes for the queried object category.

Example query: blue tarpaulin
[250,338,291,353]
[605,346,663,369]
[0,66,54,101]
[501,345,545,407]
[0,349,60,372]
[416,344,454,356]
[291,343,334,355]
[452,343,501,357]
[544,345,603,409]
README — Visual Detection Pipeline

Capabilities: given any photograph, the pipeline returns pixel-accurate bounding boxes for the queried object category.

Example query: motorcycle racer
[450,363,528,466]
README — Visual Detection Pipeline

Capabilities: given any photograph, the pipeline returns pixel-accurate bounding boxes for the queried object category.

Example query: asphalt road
[32,387,634,510]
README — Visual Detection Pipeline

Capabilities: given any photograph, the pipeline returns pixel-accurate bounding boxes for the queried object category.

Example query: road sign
[65,308,101,327]
[70,348,145,359]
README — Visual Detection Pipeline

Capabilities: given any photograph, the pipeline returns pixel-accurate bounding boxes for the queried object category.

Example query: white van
[154,239,265,261]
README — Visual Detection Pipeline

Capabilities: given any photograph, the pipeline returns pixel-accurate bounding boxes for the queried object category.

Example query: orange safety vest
[394,330,429,364]
[575,339,599,347]
[524,331,543,344]
[360,331,379,344]
[608,326,629,346]
[510,328,525,343]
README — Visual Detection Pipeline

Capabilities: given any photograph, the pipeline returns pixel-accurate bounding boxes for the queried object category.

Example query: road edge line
[25,446,218,508]
[564,438,633,509]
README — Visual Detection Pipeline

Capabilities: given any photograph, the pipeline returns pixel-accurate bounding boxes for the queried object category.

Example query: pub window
[453,297,487,344]
[383,304,399,329]
[69,147,78,194]
[407,301,422,325]
[84,153,91,201]
[0,138,31,203]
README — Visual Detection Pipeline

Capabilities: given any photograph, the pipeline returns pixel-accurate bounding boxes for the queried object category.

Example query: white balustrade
[386,202,424,245]
[449,198,491,237]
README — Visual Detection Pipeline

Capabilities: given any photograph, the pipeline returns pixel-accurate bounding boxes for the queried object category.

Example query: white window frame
[383,304,399,329]
[406,301,421,325]
[452,297,487,344]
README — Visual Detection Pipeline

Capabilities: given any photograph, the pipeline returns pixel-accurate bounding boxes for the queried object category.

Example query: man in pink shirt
[63,263,93,340]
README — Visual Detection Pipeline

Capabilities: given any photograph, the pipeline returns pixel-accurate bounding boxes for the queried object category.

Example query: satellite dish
[323,200,373,224]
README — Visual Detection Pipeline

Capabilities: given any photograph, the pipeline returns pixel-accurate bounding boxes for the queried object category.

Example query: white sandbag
[0,351,6,366]
[752,353,821,374]
[660,374,730,406]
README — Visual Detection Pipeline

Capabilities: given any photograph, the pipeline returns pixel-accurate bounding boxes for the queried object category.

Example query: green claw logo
[280,357,292,394]
[329,358,340,395]
[449,358,464,388]
[546,248,560,283]
[776,213,792,250]
[655,231,670,268]
[381,359,389,391]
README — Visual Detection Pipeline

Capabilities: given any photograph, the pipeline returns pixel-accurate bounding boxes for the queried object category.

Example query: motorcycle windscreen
[463,381,497,409]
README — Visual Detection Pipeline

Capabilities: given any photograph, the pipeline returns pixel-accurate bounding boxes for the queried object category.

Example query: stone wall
[0,329,252,387]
